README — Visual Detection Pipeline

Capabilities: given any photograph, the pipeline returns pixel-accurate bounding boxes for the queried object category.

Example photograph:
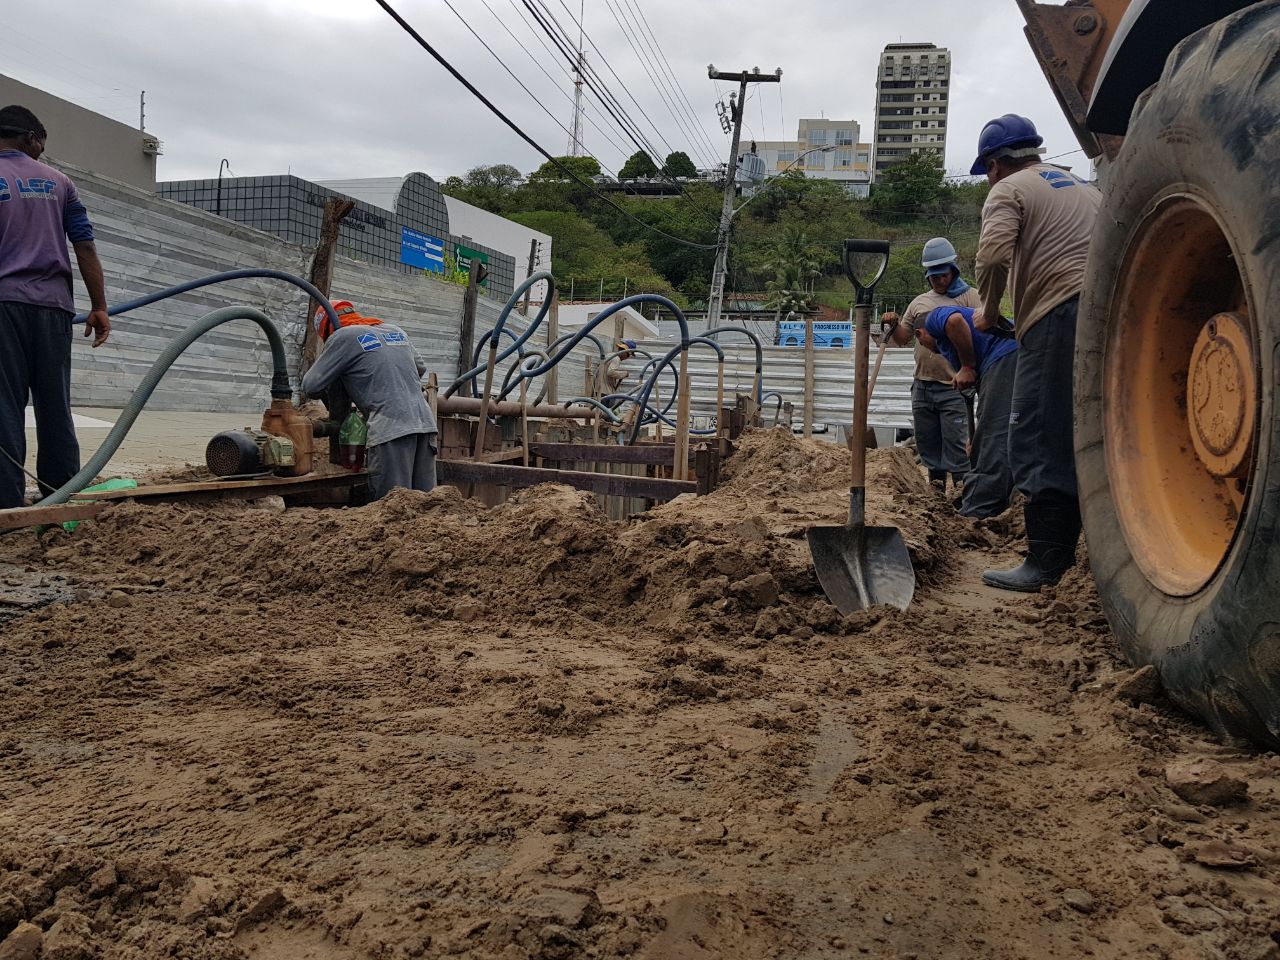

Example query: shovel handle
[850,301,872,490]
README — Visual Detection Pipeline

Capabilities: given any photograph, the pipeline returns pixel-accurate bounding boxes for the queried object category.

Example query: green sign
[455,244,490,285]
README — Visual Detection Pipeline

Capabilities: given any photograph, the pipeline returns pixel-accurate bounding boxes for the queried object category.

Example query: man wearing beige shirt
[971,114,1101,592]
[881,238,978,498]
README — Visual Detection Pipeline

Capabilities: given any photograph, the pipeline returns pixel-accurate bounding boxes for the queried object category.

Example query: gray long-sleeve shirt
[301,323,437,446]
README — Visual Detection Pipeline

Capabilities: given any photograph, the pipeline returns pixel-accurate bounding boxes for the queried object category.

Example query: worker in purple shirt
[921,305,1017,519]
[0,105,111,509]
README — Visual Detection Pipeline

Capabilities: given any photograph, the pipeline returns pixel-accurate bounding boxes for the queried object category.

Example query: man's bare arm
[72,240,110,347]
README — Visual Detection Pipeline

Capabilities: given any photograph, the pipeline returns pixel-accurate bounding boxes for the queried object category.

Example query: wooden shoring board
[527,443,696,465]
[437,460,696,502]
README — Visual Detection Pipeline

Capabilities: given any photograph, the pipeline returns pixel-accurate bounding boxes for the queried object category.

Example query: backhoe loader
[1017,0,1280,746]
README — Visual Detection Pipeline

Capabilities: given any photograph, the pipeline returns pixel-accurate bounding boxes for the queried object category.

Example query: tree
[618,151,658,179]
[463,163,522,191]
[528,155,601,182]
[661,151,698,179]
[763,226,822,316]
[868,151,945,220]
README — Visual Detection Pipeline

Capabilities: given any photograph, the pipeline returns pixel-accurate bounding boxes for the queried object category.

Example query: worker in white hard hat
[972,114,1101,591]
[879,237,980,497]
[302,300,438,500]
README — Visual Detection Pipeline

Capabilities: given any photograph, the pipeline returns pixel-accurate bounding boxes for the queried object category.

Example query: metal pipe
[436,395,605,419]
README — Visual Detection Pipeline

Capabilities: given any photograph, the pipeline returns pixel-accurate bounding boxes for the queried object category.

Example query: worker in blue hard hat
[972,114,1102,591]
[880,237,980,498]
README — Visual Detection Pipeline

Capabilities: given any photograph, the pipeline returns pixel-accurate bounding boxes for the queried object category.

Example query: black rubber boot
[983,502,1081,593]
[928,469,947,495]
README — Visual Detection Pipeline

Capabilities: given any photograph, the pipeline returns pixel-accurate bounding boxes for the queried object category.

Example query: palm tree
[764,226,822,317]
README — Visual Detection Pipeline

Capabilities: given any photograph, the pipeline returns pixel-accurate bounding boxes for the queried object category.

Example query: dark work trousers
[1008,297,1079,507]
[0,302,79,509]
[911,379,970,481]
[367,431,438,500]
[960,352,1016,518]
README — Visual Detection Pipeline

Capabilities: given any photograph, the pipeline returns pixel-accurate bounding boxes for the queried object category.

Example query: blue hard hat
[970,114,1043,175]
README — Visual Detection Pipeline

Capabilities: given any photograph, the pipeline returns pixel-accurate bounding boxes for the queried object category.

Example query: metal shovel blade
[807,522,915,614]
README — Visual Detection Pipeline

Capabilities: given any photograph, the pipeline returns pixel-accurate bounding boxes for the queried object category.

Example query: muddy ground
[0,429,1277,960]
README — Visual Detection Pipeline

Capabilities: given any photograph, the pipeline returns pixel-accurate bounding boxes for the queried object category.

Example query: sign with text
[455,244,490,285]
[778,319,853,349]
[400,227,445,273]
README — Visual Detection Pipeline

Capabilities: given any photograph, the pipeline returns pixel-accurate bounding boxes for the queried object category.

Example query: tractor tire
[1076,0,1280,747]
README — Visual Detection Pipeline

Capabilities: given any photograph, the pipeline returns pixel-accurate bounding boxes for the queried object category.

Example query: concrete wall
[0,74,158,190]
[59,160,504,413]
[444,196,552,301]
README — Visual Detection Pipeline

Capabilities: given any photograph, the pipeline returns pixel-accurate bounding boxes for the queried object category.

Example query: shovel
[806,240,915,614]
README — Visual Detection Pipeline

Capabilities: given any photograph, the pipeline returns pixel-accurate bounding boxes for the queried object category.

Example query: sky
[5,0,1086,185]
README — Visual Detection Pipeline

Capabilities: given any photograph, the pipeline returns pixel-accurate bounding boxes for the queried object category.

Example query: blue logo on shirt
[15,177,56,199]
[379,329,408,345]
[0,178,8,202]
[1039,170,1082,190]
[357,333,382,352]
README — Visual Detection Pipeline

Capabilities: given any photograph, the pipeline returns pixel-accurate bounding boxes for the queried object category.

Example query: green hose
[36,306,290,507]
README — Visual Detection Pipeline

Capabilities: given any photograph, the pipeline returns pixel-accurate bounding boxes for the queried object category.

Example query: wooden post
[520,377,530,466]
[673,347,691,481]
[803,312,815,439]
[457,258,483,383]
[715,358,725,439]
[301,197,354,382]
[426,372,439,423]
[546,292,560,404]
[520,238,538,316]
[472,335,500,459]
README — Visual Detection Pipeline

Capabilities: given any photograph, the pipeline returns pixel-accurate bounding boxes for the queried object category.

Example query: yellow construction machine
[1017,0,1280,745]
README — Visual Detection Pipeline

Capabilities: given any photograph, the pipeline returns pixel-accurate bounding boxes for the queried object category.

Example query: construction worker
[971,114,1101,591]
[0,105,112,509]
[604,338,636,393]
[880,238,980,496]
[301,300,438,500]
[921,305,1017,518]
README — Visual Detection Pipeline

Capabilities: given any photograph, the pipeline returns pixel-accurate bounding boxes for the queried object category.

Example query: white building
[315,177,552,302]
[752,119,873,197]
[872,42,951,181]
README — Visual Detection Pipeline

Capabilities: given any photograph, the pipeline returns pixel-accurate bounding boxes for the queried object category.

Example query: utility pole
[567,0,586,156]
[706,66,781,330]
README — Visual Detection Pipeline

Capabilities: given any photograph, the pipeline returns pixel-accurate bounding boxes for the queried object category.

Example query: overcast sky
[8,0,1085,185]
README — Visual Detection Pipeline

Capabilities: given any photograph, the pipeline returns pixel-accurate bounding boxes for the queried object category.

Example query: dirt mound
[2,433,1279,959]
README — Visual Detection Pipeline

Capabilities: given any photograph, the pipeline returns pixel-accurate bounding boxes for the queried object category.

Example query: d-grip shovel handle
[849,300,872,512]
[842,238,890,307]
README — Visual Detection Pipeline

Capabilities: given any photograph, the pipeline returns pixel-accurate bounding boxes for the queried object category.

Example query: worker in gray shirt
[302,299,438,499]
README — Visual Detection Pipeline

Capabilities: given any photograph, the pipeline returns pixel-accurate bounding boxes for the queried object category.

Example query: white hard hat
[921,237,958,270]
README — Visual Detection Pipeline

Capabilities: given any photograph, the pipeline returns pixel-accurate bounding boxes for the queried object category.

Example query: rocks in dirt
[522,888,600,928]
[0,923,43,960]
[753,607,794,639]
[235,887,287,932]
[85,864,117,898]
[1186,839,1258,871]
[43,909,92,960]
[1164,758,1248,807]
[177,877,225,922]
[730,516,769,541]
[1112,665,1163,705]
[106,590,131,609]
[729,573,779,610]
[246,495,286,513]
[1062,889,1096,914]
[452,599,485,623]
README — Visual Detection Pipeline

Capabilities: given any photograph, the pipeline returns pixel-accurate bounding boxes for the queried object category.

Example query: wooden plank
[70,472,365,501]
[528,443,696,465]
[0,502,112,531]
[437,460,696,501]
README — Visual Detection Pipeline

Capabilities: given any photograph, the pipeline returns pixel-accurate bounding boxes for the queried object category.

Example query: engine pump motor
[205,429,296,477]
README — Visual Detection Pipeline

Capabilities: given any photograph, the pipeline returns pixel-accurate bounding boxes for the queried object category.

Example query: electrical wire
[0,444,56,496]
[617,0,723,164]
[373,0,716,250]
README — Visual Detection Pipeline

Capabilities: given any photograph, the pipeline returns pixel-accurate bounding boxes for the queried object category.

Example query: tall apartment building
[753,119,874,197]
[872,43,951,181]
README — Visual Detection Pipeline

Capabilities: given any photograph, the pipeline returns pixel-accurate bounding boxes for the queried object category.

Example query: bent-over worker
[921,305,1017,519]
[604,338,637,393]
[302,300,438,500]
[881,238,979,496]
[972,113,1101,591]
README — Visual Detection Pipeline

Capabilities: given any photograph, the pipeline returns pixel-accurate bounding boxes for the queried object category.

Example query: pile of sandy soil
[1,428,1278,959]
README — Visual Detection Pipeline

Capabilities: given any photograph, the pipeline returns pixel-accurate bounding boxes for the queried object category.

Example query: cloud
[10,0,1088,183]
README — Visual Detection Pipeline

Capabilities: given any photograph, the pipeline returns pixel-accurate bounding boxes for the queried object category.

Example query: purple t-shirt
[0,149,95,313]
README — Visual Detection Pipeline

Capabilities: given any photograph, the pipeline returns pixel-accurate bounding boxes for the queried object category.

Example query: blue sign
[400,227,445,273]
[778,320,854,349]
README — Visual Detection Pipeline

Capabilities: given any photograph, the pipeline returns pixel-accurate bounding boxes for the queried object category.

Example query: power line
[373,0,716,250]
[600,0,716,169]
[614,0,722,164]
[546,0,716,171]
